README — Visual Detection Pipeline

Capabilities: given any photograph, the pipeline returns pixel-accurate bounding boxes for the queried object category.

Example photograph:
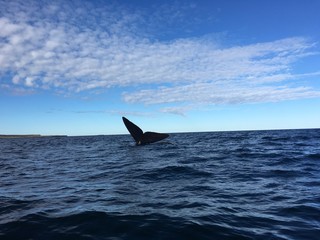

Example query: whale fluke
[122,117,169,145]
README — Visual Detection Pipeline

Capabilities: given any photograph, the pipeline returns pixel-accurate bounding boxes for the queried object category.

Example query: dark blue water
[1,129,320,239]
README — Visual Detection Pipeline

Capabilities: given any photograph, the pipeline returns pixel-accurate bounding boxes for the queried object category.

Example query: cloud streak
[0,0,319,113]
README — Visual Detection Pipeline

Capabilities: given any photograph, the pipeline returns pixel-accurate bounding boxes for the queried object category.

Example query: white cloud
[0,0,319,112]
[160,105,193,116]
[123,83,320,105]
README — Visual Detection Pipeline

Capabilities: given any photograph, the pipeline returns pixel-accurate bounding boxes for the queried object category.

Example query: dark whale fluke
[122,117,169,145]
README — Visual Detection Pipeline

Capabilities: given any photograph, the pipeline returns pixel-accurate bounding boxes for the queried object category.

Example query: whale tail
[122,117,169,145]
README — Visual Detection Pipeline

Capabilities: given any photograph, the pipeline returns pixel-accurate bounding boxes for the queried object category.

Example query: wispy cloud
[0,0,319,113]
[160,105,194,116]
[122,38,320,111]
[127,84,320,105]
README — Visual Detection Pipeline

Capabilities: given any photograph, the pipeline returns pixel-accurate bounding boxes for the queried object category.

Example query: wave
[278,204,320,221]
[0,211,266,240]
[139,165,212,180]
[306,153,320,160]
[2,130,320,240]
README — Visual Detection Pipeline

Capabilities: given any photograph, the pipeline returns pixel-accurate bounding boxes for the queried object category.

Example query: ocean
[1,129,320,240]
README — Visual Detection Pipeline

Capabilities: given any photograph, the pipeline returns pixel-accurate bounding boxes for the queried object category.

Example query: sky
[1,0,320,135]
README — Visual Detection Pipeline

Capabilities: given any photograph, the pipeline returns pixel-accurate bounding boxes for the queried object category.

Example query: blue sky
[1,0,320,135]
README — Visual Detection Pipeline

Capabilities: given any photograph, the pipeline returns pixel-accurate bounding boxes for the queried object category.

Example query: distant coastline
[0,135,67,139]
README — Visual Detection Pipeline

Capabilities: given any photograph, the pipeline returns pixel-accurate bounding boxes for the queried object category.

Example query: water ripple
[1,129,320,239]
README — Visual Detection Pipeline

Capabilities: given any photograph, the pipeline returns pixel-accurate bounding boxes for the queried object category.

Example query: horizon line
[1,127,319,138]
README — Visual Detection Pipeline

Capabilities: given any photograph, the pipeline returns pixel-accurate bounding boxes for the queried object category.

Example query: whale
[122,117,169,145]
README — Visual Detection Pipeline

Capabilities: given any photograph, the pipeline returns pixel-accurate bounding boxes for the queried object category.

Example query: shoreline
[0,135,67,139]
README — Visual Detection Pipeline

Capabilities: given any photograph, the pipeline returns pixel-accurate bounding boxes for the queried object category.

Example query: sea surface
[1,129,320,240]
